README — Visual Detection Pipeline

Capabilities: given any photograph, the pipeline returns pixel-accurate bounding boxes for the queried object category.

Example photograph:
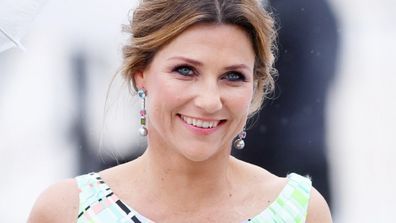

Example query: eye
[173,65,194,76]
[223,71,246,82]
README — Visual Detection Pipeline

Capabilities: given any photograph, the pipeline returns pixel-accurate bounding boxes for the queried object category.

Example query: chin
[177,142,226,163]
[185,152,214,162]
[182,153,217,163]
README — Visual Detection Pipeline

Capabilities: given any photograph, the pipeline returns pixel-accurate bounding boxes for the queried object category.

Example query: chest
[132,200,265,223]
[76,172,311,223]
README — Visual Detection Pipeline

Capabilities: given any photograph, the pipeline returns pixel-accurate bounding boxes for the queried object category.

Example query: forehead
[154,23,255,65]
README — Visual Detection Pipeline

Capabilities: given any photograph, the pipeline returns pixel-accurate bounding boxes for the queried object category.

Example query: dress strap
[249,173,312,223]
[75,172,115,220]
[75,172,155,223]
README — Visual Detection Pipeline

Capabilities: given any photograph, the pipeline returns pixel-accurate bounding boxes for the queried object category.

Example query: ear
[133,70,145,89]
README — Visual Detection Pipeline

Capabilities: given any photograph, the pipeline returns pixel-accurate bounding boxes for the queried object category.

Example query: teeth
[181,115,220,129]
[185,117,193,125]
[196,120,202,127]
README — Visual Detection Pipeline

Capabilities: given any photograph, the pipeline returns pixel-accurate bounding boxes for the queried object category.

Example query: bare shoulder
[231,157,286,187]
[232,157,332,222]
[306,186,333,223]
[28,178,79,223]
[231,157,287,202]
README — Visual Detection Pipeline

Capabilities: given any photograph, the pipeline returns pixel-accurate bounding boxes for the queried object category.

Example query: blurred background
[0,0,395,222]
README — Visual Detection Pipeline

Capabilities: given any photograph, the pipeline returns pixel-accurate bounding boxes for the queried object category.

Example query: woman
[29,0,332,222]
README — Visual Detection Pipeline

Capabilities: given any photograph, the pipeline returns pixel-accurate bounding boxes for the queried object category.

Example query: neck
[134,141,236,208]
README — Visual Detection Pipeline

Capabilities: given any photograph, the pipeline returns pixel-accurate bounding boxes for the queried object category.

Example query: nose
[194,81,223,114]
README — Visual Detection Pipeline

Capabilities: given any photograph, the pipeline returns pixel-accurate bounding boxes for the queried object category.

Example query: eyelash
[222,71,246,82]
[172,65,247,82]
[173,65,195,76]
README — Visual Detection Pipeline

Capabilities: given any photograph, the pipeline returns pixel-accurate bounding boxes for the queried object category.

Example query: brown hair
[121,0,277,116]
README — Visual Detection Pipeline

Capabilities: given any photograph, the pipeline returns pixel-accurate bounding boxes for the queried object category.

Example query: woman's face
[135,24,255,162]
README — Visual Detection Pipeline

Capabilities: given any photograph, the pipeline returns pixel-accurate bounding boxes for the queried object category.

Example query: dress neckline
[90,172,298,223]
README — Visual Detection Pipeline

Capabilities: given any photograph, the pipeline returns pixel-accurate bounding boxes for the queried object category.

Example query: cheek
[226,87,254,115]
[145,77,185,118]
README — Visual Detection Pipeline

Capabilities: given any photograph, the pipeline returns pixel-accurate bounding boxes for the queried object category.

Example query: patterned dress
[76,172,311,223]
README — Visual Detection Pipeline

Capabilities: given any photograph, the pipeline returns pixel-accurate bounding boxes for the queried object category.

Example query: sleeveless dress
[75,172,311,223]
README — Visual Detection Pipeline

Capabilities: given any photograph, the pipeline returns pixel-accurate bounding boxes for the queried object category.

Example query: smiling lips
[180,115,222,129]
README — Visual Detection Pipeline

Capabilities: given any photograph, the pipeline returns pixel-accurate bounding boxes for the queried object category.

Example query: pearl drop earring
[234,129,246,150]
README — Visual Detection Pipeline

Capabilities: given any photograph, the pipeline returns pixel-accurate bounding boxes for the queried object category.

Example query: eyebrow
[167,56,203,66]
[224,64,253,72]
[167,56,253,72]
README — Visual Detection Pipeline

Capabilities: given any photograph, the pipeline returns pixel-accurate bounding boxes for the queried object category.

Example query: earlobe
[133,71,145,89]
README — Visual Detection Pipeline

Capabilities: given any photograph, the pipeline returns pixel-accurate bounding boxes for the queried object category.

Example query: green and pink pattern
[76,172,311,223]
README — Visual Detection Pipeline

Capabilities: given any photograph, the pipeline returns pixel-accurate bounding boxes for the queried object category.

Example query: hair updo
[121,0,277,116]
